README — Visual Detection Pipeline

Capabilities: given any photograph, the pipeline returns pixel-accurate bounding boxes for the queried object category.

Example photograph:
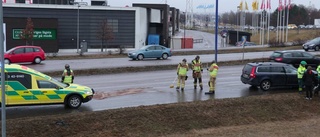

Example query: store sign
[13,29,57,40]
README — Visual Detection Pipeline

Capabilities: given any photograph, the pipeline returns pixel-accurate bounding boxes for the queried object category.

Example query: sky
[108,0,320,13]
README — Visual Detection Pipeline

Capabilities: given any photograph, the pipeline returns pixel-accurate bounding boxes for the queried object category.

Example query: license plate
[242,74,249,78]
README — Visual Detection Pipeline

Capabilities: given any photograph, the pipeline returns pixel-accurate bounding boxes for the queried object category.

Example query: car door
[301,52,317,67]
[144,46,156,58]
[24,47,35,62]
[284,65,298,86]
[154,46,163,58]
[10,47,25,63]
[6,72,37,105]
[270,66,286,86]
[292,52,304,67]
[36,80,64,104]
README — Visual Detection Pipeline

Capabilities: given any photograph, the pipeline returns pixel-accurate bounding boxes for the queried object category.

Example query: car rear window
[242,64,253,74]
[271,52,282,57]
[34,48,40,52]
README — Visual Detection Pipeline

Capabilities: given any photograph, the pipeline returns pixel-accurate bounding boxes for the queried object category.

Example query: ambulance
[0,64,94,108]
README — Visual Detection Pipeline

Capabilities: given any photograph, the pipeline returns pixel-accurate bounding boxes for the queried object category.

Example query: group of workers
[176,55,219,94]
[297,61,320,100]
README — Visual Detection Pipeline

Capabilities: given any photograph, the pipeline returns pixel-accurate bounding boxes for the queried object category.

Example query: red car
[4,46,46,64]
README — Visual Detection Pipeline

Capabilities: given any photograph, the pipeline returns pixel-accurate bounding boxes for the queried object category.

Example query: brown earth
[3,93,320,137]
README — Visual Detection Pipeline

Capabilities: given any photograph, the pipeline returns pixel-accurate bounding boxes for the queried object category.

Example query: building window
[107,19,118,33]
[16,0,25,3]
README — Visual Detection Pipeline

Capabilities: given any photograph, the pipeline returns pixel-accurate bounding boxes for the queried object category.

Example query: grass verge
[3,93,320,137]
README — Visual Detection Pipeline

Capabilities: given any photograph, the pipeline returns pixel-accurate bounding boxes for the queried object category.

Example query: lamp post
[77,4,80,53]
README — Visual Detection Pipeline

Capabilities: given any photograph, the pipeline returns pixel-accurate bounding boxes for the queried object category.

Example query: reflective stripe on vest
[297,65,306,79]
[210,64,219,77]
[317,65,320,76]
[63,75,73,84]
[179,64,188,76]
[192,60,201,72]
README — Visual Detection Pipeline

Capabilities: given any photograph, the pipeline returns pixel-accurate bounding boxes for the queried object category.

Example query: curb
[44,58,269,77]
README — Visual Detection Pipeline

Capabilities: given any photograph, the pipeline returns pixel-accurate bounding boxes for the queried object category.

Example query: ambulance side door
[36,80,64,104]
[6,72,37,105]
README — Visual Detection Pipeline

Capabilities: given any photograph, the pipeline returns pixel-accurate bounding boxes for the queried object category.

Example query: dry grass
[3,93,320,137]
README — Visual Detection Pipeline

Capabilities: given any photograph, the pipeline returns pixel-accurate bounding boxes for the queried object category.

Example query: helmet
[65,64,70,69]
[211,60,216,64]
[300,61,307,65]
[182,59,187,62]
[195,55,200,59]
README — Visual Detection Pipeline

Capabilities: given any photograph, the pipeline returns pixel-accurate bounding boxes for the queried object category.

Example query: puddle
[93,87,151,100]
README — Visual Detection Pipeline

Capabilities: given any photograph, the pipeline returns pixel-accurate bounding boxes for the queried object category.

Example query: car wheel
[260,80,271,91]
[66,95,82,109]
[162,53,168,60]
[33,57,42,64]
[137,54,144,60]
[4,59,10,64]
[316,46,320,51]
[304,49,309,51]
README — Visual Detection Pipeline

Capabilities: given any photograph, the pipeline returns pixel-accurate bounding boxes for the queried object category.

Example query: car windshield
[5,48,16,53]
[308,38,320,44]
[50,77,68,88]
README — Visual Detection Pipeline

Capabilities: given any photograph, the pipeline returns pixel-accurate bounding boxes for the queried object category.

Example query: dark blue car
[128,45,172,60]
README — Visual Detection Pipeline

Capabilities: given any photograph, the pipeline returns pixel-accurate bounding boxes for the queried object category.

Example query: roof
[247,62,289,67]
[3,64,51,80]
[273,50,304,53]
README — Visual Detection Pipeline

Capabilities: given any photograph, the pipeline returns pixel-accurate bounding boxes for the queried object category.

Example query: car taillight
[250,66,256,78]
[275,58,283,61]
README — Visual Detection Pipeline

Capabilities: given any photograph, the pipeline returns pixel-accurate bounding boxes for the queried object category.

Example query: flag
[278,0,283,11]
[239,1,243,11]
[266,0,271,9]
[260,0,265,10]
[245,1,249,10]
[252,0,256,10]
[288,0,291,9]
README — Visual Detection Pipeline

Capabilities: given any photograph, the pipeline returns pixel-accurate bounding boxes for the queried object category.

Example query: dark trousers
[305,85,313,98]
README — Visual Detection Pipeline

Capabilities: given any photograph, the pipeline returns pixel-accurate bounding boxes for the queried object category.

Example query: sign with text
[13,29,57,40]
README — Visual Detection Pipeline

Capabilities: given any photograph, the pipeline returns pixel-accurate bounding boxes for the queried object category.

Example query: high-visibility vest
[178,64,188,76]
[192,60,201,72]
[63,69,73,84]
[317,65,320,77]
[297,65,306,79]
[209,63,219,77]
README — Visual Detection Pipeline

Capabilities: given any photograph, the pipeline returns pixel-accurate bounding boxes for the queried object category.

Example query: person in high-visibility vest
[176,59,189,91]
[315,63,320,96]
[206,60,219,94]
[297,61,307,94]
[62,64,74,84]
[191,55,203,90]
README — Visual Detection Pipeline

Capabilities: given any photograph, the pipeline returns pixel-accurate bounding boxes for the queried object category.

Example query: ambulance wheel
[33,57,42,64]
[66,95,82,109]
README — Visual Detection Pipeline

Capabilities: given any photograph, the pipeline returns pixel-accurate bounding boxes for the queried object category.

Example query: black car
[241,62,317,91]
[269,51,320,68]
[303,37,320,51]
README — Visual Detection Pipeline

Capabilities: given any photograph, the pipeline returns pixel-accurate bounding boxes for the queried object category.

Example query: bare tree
[97,19,114,52]
[20,17,34,45]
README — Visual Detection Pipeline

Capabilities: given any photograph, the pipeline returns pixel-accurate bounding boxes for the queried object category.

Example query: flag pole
[276,8,279,43]
[286,1,290,42]
[267,0,270,45]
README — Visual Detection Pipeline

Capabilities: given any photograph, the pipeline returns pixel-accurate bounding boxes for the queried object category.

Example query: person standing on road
[297,61,307,94]
[302,66,317,100]
[62,64,74,84]
[191,55,203,90]
[206,60,219,94]
[315,63,320,96]
[176,59,189,91]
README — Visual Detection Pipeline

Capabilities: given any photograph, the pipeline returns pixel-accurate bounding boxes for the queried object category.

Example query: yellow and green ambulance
[0,64,94,108]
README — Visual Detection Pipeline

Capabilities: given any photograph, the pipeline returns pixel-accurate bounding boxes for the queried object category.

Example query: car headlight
[131,53,136,55]
[85,90,93,95]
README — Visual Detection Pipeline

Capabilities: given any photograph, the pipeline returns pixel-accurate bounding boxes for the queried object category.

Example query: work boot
[194,85,197,89]
[205,90,215,94]
[176,87,180,90]
[200,86,203,90]
[181,88,184,91]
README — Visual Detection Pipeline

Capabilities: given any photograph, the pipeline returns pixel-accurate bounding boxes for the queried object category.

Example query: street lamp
[73,2,88,53]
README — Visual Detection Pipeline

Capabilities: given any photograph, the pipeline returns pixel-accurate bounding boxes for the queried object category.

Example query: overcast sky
[109,0,320,13]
